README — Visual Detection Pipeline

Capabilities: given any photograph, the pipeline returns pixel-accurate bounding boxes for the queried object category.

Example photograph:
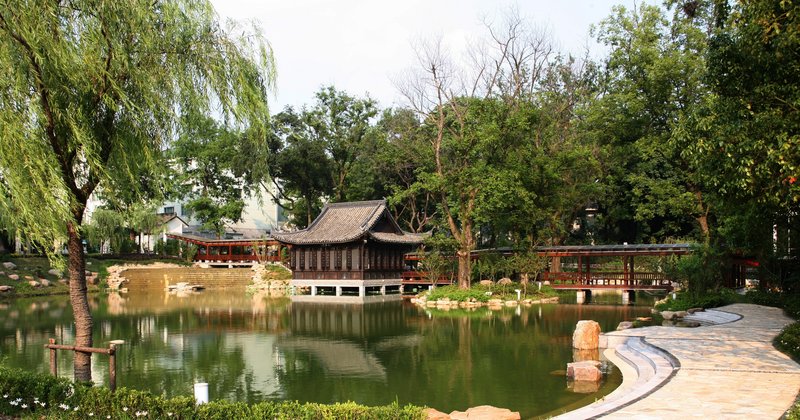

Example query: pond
[0,289,655,418]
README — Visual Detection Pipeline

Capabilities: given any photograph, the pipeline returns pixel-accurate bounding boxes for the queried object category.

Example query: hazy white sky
[210,0,651,113]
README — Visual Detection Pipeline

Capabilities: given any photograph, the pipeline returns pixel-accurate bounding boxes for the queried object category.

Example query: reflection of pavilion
[289,302,407,339]
[276,337,386,380]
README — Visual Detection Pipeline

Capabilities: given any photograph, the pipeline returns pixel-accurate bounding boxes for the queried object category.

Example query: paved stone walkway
[562,304,800,419]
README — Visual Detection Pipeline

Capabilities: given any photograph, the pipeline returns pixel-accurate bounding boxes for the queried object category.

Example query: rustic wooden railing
[195,254,282,263]
[401,271,453,285]
[45,338,120,391]
[541,271,672,288]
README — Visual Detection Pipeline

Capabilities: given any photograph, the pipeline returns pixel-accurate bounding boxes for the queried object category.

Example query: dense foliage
[0,366,424,419]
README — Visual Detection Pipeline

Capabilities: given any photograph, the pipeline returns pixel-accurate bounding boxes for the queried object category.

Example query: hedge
[0,365,425,419]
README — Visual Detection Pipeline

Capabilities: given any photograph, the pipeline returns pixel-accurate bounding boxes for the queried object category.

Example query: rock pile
[410,295,558,310]
[247,262,290,295]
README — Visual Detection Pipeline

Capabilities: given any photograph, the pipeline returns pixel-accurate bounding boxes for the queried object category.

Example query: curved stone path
[557,304,800,419]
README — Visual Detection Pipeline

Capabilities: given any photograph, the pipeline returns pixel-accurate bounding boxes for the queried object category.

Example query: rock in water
[566,360,602,382]
[617,321,634,331]
[573,320,601,349]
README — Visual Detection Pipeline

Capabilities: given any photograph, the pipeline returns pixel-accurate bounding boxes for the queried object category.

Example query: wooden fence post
[48,338,57,376]
[108,343,117,392]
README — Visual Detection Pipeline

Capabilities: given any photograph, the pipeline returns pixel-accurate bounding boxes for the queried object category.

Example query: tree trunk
[457,249,471,289]
[67,221,93,382]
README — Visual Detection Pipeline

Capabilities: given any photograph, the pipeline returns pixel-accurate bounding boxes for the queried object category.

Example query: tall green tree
[0,0,274,381]
[590,3,712,243]
[170,115,251,238]
[309,86,378,202]
[399,13,598,288]
[267,108,334,228]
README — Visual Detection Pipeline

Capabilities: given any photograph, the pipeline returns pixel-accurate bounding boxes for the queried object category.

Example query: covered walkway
[538,243,692,292]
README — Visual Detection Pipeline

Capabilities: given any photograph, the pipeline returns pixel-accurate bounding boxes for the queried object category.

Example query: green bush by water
[426,283,558,302]
[0,365,425,419]
[654,288,746,311]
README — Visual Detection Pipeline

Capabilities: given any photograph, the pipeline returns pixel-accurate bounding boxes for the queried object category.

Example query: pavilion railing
[541,271,672,288]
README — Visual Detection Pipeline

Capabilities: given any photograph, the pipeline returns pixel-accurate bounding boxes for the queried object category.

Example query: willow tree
[0,1,274,381]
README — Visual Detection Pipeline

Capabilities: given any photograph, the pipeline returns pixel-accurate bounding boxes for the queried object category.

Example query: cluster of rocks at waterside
[247,263,290,295]
[0,261,95,294]
[410,294,558,310]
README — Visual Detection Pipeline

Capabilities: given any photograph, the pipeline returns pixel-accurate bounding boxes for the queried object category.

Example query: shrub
[427,285,490,302]
[655,288,745,311]
[0,366,426,419]
[775,322,800,363]
[747,290,800,319]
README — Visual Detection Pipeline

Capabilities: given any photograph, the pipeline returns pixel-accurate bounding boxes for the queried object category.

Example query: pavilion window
[299,249,305,270]
[317,248,322,270]
[347,248,353,270]
[335,248,342,270]
[353,248,360,270]
[321,248,328,270]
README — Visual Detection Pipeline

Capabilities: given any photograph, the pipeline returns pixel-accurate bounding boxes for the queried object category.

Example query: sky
[210,0,653,113]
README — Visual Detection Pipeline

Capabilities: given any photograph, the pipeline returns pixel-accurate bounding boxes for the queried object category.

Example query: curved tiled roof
[272,200,428,245]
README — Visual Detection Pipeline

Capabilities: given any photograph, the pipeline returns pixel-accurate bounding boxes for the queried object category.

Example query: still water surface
[0,290,654,418]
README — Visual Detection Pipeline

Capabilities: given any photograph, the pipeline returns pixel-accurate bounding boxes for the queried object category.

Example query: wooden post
[108,343,117,392]
[630,256,635,285]
[48,338,57,376]
[623,256,629,285]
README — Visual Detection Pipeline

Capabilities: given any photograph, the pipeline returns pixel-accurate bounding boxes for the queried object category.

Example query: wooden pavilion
[272,200,427,300]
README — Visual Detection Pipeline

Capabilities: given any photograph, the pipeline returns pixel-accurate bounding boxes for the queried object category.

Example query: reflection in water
[0,290,655,418]
[277,337,386,379]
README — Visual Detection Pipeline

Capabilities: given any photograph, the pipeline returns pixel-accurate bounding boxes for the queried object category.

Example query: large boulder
[661,311,676,320]
[497,277,513,286]
[2,262,16,270]
[449,405,521,420]
[28,280,41,288]
[687,307,705,314]
[0,285,13,293]
[479,280,494,287]
[566,360,602,382]
[573,320,601,349]
[48,269,62,277]
[40,279,51,287]
[425,408,450,420]
[8,274,19,281]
